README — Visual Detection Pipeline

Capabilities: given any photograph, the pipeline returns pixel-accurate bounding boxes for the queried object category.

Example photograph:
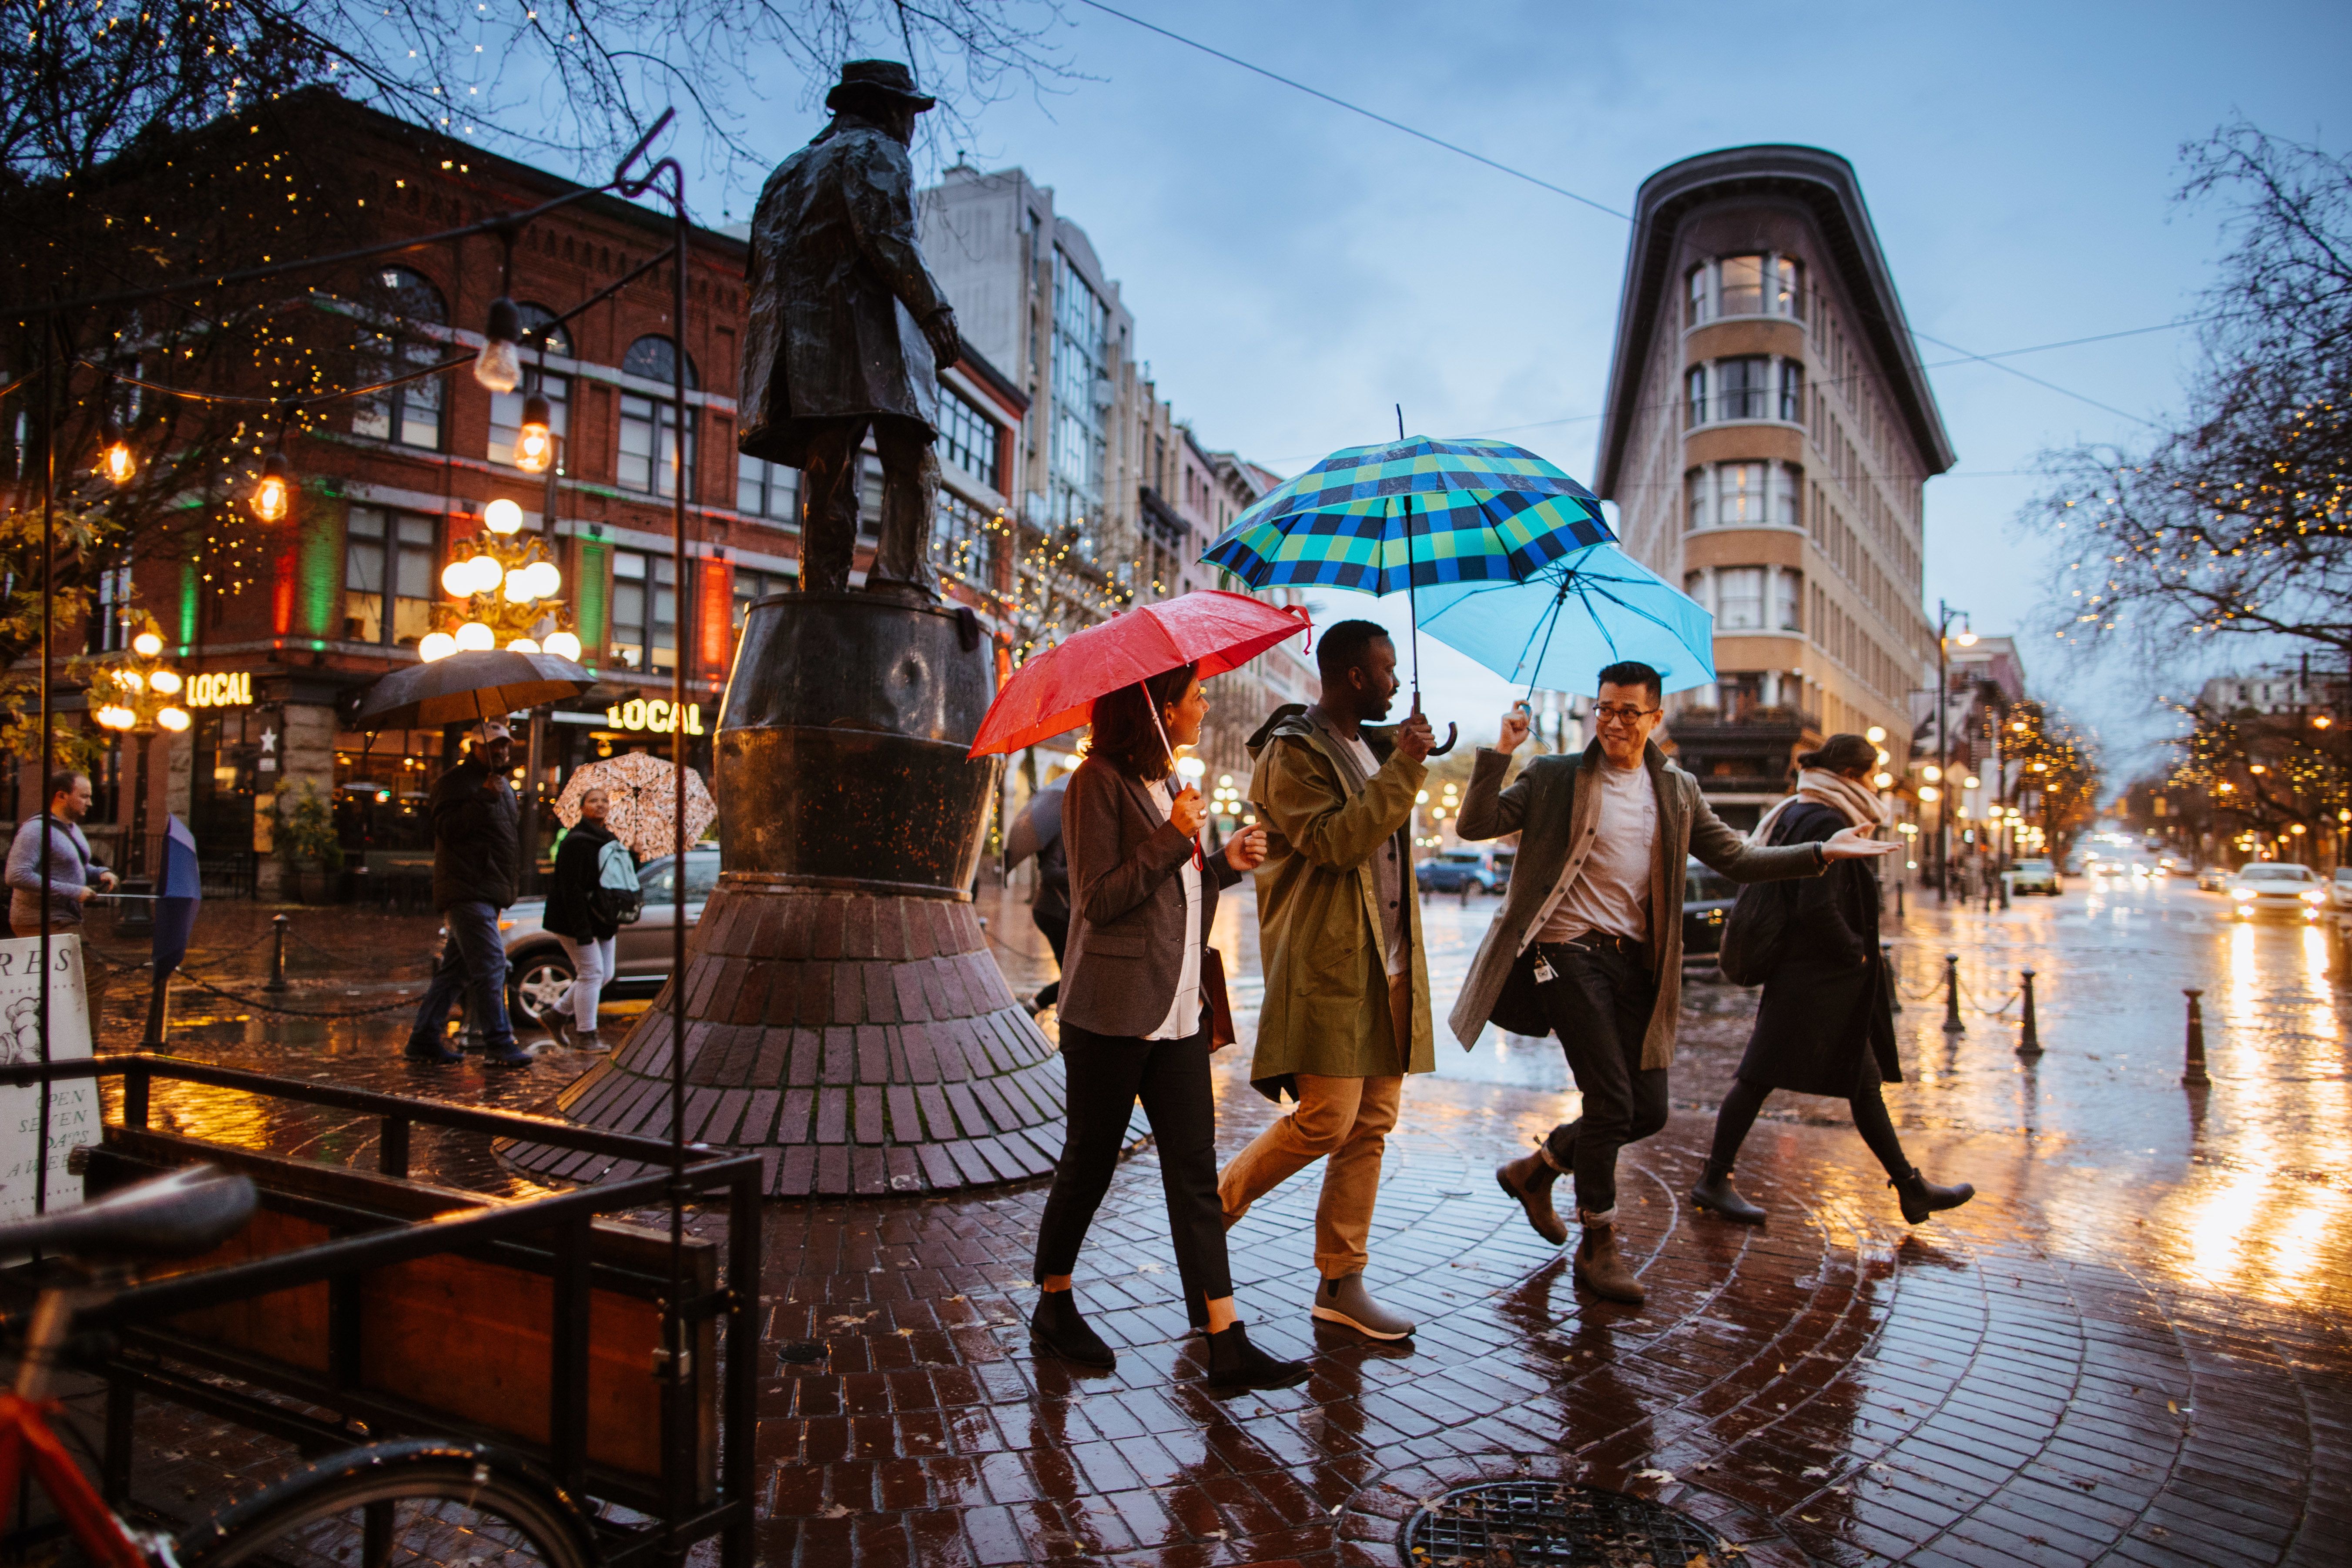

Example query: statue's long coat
[738,115,950,465]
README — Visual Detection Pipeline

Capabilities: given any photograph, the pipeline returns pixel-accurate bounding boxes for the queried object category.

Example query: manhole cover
[1398,1481,1725,1566]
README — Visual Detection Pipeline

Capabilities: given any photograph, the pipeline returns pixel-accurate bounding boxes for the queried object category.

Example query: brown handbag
[1201,947,1239,1049]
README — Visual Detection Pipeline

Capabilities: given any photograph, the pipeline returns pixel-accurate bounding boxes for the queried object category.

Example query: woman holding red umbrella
[1027,663,1310,1395]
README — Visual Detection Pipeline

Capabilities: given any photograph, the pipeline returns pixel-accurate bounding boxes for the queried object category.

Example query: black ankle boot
[1203,1321,1310,1395]
[1890,1166,1976,1225]
[1690,1163,1766,1225]
[1030,1289,1116,1369]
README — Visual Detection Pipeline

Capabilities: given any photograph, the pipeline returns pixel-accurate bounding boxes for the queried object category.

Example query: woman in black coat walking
[1692,734,1975,1226]
[543,787,627,1050]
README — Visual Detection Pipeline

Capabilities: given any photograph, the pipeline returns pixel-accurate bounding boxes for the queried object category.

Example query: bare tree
[2032,124,2352,663]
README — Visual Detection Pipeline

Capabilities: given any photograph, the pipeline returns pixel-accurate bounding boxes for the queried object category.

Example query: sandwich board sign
[0,932,97,1221]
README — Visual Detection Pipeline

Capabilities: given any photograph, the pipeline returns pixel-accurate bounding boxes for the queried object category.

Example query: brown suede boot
[1573,1215,1645,1305]
[1495,1148,1569,1246]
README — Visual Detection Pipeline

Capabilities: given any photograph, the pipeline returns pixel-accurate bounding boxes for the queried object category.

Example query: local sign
[606,698,704,735]
[185,671,254,708]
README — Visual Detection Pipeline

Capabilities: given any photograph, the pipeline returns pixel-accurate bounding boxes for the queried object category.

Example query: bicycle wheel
[173,1438,597,1568]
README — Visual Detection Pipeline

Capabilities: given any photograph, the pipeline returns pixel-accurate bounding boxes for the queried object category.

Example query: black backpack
[1715,815,1806,985]
[585,838,644,927]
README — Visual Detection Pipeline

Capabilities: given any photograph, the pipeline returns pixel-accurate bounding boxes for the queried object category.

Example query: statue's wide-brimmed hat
[827,60,937,113]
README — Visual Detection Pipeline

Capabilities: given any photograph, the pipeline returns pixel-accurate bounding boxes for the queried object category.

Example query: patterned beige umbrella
[553,749,717,859]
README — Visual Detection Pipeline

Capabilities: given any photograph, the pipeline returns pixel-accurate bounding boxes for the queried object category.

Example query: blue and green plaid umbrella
[1201,435,1613,594]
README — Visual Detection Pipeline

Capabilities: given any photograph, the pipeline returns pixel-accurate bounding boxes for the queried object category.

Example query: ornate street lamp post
[91,616,193,877]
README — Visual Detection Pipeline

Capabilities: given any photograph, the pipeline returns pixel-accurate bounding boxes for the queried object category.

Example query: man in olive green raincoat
[1220,620,1434,1342]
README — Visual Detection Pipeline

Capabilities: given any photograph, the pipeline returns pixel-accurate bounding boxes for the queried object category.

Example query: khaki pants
[1219,975,1411,1280]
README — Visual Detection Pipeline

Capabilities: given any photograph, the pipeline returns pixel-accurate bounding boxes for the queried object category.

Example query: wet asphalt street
[66,870,2352,1565]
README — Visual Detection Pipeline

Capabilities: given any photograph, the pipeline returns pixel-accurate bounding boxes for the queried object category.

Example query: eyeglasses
[1593,704,1659,726]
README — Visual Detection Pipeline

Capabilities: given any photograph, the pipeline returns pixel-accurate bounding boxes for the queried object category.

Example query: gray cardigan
[7,815,109,931]
[1057,757,1244,1039]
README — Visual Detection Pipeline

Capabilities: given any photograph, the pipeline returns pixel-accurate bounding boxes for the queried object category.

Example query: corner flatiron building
[1595,145,1953,828]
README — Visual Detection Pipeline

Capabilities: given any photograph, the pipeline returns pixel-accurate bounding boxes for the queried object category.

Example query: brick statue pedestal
[503,594,1074,1197]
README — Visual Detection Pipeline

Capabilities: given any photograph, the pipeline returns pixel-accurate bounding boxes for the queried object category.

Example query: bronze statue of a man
[738,60,961,600]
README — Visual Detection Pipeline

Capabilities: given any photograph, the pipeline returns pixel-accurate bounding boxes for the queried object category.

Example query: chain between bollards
[2182,988,2211,1087]
[1942,952,1964,1033]
[2015,967,2041,1058]
[263,912,289,994]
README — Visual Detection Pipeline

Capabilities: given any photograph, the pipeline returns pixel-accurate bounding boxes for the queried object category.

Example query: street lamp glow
[148,669,181,695]
[1922,765,1942,783]
[503,567,537,604]
[1873,771,1894,789]
[484,498,525,535]
[1919,786,1941,802]
[131,630,163,657]
[442,560,478,598]
[1962,775,1981,790]
[1865,725,1886,744]
[523,560,561,599]
[155,707,190,732]
[507,637,542,654]
[249,455,291,523]
[95,704,135,730]
[542,630,582,662]
[466,554,503,594]
[100,440,137,486]
[1955,629,1979,647]
[417,630,458,663]
[454,620,496,652]
[514,393,555,473]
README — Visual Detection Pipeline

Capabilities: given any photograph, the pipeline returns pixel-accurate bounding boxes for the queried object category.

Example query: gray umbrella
[349,649,595,731]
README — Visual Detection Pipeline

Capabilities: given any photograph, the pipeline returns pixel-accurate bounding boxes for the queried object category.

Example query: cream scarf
[1749,768,1887,846]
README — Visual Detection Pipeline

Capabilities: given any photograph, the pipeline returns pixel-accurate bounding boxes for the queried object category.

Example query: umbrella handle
[1428,723,1458,758]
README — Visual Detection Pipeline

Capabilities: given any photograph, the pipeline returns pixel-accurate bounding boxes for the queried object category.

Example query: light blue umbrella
[1414,543,1718,698]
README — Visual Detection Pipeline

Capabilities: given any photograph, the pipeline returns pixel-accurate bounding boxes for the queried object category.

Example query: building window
[619,336,699,497]
[1687,462,1803,529]
[1685,265,1707,329]
[88,558,133,653]
[737,455,798,522]
[344,506,436,647]
[1774,462,1799,528]
[934,488,994,576]
[1779,360,1805,423]
[936,387,1002,492]
[1716,566,1767,631]
[350,266,446,450]
[1685,366,1707,430]
[731,566,791,626]
[1716,356,1771,421]
[609,549,676,672]
[1718,254,1766,318]
[1776,568,1803,633]
[489,365,569,469]
[1773,255,1805,319]
[1049,248,1110,537]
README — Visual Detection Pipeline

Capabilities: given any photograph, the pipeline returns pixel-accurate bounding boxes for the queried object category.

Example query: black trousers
[1033,1020,1233,1302]
[1707,1065,1910,1180]
[797,414,939,595]
[1531,936,1669,1217]
[1032,908,1069,1010]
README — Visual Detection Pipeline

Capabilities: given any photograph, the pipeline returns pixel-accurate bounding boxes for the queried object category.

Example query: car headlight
[2302,890,2326,903]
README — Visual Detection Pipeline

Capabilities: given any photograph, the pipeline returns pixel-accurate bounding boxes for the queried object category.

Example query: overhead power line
[1079,0,2191,433]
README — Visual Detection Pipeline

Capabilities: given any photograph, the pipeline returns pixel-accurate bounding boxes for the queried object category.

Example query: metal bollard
[1998,871,2010,911]
[1896,881,1905,917]
[1884,941,1901,1012]
[2015,968,2041,1057]
[1942,952,1965,1033]
[2182,988,2211,1087]
[264,912,289,993]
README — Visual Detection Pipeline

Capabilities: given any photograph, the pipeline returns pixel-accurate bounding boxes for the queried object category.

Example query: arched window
[488,302,572,468]
[618,335,697,497]
[351,265,448,450]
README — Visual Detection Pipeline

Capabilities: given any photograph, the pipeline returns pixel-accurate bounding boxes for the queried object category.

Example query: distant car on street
[2196,865,2232,892]
[1417,847,1504,895]
[2333,867,2352,913]
[2010,859,2061,895]
[495,847,720,1025]
[1682,858,1736,957]
[2228,860,2327,922]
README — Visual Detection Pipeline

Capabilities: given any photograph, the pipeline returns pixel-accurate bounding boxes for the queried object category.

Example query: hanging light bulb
[507,636,542,654]
[155,707,191,732]
[542,630,583,662]
[417,630,459,663]
[514,392,553,473]
[454,621,496,652]
[148,669,181,695]
[100,438,137,486]
[250,453,292,522]
[484,497,525,535]
[131,629,164,657]
[474,296,523,393]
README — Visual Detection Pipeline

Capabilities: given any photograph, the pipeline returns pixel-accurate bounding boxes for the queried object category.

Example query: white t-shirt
[1147,779,1204,1039]
[1535,761,1656,944]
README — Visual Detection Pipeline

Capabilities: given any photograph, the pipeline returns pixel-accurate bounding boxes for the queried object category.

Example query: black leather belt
[1534,932,1641,956]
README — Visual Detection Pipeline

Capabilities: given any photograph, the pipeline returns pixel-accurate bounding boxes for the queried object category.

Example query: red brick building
[29,92,1025,896]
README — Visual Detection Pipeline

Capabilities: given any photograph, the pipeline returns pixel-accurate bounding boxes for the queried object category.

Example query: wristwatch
[1812,841,1829,868]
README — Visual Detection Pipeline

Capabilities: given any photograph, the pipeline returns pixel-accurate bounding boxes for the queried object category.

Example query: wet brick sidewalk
[58,882,2352,1564]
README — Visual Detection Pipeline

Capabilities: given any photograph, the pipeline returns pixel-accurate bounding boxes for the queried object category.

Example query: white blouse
[1146,778,1203,1040]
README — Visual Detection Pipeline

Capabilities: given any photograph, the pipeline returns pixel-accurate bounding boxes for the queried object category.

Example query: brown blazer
[1058,757,1245,1039]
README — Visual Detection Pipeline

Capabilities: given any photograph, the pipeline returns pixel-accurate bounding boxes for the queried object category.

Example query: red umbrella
[970,590,1312,757]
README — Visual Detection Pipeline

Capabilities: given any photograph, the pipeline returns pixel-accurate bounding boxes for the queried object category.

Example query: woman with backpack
[1692,734,1975,1227]
[544,786,631,1050]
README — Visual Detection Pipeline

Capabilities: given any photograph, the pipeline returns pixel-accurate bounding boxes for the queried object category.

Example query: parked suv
[2010,858,2062,896]
[1417,847,1503,895]
[496,848,721,1025]
[2228,860,2327,922]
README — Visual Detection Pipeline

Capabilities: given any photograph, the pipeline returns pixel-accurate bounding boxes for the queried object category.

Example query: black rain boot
[1690,1162,1766,1225]
[1890,1166,1976,1226]
[1204,1321,1310,1396]
[1029,1289,1116,1370]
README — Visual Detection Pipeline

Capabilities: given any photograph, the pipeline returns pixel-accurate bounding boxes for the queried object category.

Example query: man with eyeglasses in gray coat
[1450,660,1896,1306]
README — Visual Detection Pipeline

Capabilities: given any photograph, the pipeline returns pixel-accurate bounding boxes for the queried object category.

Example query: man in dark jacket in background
[403,719,529,1067]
